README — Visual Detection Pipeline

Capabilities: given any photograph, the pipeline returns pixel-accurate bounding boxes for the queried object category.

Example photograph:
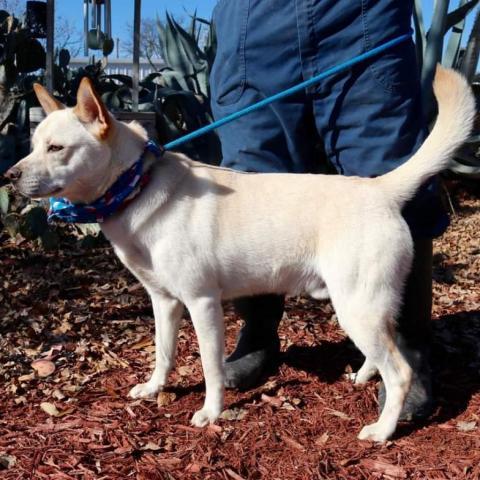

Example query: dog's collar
[48,140,164,224]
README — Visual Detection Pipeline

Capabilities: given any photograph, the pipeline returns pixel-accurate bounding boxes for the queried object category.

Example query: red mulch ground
[1,180,480,479]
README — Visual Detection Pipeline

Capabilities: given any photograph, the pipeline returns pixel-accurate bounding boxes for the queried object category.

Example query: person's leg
[307,0,446,418]
[210,0,319,388]
[225,295,285,389]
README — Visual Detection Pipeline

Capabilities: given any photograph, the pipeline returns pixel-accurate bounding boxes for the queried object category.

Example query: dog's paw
[129,381,162,399]
[345,372,359,383]
[357,422,390,442]
[191,407,220,427]
[346,363,378,385]
[345,371,371,385]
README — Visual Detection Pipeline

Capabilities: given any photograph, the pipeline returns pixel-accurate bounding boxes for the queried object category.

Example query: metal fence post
[132,0,141,112]
[46,0,54,92]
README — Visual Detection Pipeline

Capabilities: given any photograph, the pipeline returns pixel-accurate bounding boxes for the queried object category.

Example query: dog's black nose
[4,166,22,182]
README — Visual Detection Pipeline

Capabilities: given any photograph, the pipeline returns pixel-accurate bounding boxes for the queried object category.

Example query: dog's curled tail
[379,65,476,206]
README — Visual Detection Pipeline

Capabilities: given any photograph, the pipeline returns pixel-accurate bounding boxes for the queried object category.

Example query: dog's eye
[47,145,64,153]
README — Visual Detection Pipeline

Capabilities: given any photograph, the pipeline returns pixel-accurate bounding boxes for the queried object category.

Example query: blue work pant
[210,0,447,238]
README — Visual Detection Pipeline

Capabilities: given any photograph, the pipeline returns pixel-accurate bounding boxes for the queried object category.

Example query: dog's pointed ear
[73,77,111,139]
[33,83,65,115]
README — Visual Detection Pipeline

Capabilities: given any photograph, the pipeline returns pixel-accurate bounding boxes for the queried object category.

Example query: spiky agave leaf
[188,9,202,44]
[444,0,469,69]
[158,13,193,76]
[460,7,480,80]
[167,13,209,82]
[158,67,191,91]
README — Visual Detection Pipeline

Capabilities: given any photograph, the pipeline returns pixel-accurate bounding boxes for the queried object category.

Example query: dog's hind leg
[129,294,183,399]
[187,294,225,427]
[333,294,412,442]
[357,327,412,442]
[347,358,378,384]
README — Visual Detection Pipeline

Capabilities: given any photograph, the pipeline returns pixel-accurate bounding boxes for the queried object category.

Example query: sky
[56,0,217,56]
[53,0,474,59]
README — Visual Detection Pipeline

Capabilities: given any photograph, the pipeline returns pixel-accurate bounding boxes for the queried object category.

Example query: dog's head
[5,78,117,203]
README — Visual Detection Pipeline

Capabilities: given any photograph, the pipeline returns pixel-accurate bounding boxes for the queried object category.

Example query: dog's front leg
[187,295,225,427]
[129,294,183,399]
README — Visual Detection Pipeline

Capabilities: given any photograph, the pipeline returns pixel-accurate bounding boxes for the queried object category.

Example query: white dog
[6,66,474,442]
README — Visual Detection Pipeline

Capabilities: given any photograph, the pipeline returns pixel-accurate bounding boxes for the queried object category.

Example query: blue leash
[48,32,412,223]
[163,32,412,151]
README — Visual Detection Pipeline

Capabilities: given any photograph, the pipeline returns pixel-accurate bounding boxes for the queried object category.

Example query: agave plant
[149,12,220,164]
[155,12,216,98]
[414,0,480,176]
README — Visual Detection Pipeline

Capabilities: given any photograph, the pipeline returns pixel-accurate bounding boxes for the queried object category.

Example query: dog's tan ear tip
[32,82,45,95]
[78,76,95,93]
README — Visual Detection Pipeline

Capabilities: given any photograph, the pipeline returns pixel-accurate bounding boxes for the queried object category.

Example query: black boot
[225,294,284,389]
[378,237,434,420]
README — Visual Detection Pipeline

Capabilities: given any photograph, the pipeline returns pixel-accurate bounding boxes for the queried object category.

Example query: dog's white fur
[10,66,475,441]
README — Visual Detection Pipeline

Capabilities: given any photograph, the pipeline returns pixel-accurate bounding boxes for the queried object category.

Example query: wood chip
[225,468,246,480]
[279,434,306,452]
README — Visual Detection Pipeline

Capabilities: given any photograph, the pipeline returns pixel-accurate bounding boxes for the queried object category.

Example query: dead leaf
[18,373,35,382]
[40,402,60,417]
[178,365,193,376]
[315,432,329,446]
[157,391,176,408]
[51,389,65,400]
[155,457,181,468]
[457,420,476,432]
[0,453,16,469]
[141,441,162,451]
[360,459,407,478]
[261,393,283,408]
[220,408,247,421]
[31,359,56,377]
[185,463,202,473]
[41,344,63,360]
[325,408,352,420]
[129,337,153,350]
[53,320,72,335]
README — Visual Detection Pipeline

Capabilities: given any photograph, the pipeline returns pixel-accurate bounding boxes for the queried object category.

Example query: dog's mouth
[48,187,63,197]
[31,187,63,200]
[18,181,65,199]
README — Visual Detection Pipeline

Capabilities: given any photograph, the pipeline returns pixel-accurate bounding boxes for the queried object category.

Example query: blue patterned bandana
[48,141,164,224]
